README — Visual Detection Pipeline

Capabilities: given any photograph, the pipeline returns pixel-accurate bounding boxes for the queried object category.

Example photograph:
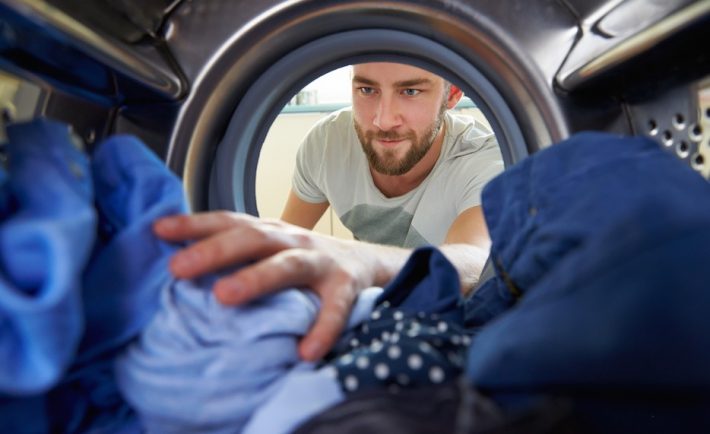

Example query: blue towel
[465,132,710,431]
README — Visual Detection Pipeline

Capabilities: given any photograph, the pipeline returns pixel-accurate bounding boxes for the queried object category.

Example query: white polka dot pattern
[328,286,472,395]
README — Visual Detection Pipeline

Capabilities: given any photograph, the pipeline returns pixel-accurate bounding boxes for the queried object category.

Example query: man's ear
[446,85,464,109]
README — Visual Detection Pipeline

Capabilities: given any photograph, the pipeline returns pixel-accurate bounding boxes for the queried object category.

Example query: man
[153,62,503,362]
[281,63,503,249]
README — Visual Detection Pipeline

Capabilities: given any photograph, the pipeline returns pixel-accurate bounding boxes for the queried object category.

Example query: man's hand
[153,211,404,361]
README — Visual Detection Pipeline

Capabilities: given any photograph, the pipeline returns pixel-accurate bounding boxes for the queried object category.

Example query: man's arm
[280,189,329,230]
[152,207,490,361]
[439,206,491,294]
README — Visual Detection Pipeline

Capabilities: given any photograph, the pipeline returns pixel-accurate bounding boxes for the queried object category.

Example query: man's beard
[355,103,447,176]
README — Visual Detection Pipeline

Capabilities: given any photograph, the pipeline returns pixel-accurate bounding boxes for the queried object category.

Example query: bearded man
[282,62,503,250]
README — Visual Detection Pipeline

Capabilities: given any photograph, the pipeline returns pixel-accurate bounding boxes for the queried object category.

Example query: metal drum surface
[0,0,707,211]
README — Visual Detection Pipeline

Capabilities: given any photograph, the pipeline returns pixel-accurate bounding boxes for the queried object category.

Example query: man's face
[351,63,452,176]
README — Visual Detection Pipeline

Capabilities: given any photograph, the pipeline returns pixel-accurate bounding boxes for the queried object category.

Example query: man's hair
[442,81,453,110]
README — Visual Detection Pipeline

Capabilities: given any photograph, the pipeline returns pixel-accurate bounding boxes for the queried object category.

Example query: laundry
[0,120,96,396]
[114,271,381,434]
[4,120,709,434]
[0,119,473,434]
[241,247,471,434]
[325,247,472,394]
[294,132,710,434]
[0,119,186,433]
[114,246,476,434]
[465,132,710,433]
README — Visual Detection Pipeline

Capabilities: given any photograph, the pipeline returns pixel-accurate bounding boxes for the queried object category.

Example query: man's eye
[402,89,421,96]
[358,87,376,95]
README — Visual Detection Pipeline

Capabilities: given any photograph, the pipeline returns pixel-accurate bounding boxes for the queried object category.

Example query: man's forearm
[338,238,412,288]
[341,239,488,295]
[439,243,489,295]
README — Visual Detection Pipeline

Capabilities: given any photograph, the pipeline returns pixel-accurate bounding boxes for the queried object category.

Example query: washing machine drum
[158,0,708,213]
[1,0,706,212]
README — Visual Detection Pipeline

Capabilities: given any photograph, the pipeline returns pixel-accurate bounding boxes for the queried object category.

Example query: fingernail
[300,340,322,361]
[154,217,177,232]
[171,251,199,274]
[214,278,244,304]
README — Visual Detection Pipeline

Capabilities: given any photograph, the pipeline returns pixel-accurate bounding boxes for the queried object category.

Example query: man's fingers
[166,218,301,279]
[156,211,365,362]
[212,249,324,304]
[153,211,258,242]
[211,249,356,361]
[299,290,354,361]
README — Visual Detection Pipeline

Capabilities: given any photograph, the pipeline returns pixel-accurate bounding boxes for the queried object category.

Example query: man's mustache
[369,130,415,141]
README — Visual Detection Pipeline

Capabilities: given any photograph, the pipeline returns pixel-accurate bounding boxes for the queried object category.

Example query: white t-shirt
[292,108,503,248]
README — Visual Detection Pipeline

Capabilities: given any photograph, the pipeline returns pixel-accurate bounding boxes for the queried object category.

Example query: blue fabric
[115,278,381,434]
[79,134,186,361]
[242,365,345,434]
[327,247,471,394]
[465,132,710,326]
[243,287,384,434]
[376,246,462,320]
[50,134,186,433]
[0,120,186,433]
[465,132,710,430]
[0,119,96,395]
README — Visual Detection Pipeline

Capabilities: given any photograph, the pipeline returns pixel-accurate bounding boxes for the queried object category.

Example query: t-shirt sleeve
[292,120,329,203]
[455,138,505,214]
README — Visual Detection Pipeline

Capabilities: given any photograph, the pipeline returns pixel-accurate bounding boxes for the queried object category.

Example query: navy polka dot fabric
[323,247,473,394]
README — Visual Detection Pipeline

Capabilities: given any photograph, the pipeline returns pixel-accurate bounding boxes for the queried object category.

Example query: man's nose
[373,96,401,131]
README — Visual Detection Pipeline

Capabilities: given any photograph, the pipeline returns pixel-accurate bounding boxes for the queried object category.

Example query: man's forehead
[351,62,441,85]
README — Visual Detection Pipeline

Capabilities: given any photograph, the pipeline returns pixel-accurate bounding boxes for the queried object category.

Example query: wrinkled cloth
[465,132,710,432]
[115,277,382,434]
[0,119,96,395]
[55,133,186,433]
[0,120,186,433]
[115,247,472,434]
[326,247,471,394]
[244,247,470,434]
[79,133,186,362]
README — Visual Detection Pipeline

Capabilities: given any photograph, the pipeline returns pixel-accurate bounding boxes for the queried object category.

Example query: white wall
[255,111,354,239]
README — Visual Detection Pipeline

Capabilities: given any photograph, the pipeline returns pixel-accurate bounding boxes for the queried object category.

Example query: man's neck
[371,123,446,198]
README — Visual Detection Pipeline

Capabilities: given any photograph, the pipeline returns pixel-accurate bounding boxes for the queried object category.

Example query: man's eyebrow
[352,75,378,86]
[351,76,434,88]
[393,78,433,88]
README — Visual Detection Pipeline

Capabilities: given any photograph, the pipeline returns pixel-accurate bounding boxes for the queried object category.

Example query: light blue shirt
[115,275,381,434]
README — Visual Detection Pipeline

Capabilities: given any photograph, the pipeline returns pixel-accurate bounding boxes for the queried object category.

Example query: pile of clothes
[1,119,709,434]
[299,132,710,434]
[0,119,479,433]
[0,119,185,432]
